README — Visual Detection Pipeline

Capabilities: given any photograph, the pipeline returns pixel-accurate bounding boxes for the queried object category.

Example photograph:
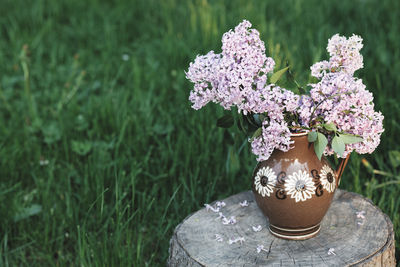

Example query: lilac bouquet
[186,20,384,161]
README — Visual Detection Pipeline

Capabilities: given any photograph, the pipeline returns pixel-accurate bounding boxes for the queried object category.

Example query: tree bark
[168,190,395,266]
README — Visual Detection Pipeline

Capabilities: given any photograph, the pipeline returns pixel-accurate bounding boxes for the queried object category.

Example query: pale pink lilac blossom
[186,20,276,111]
[239,200,249,207]
[356,210,366,225]
[222,216,237,225]
[187,22,384,161]
[217,212,225,220]
[228,237,245,245]
[187,20,299,161]
[215,234,224,242]
[301,34,384,158]
[251,120,293,161]
[356,210,366,219]
[252,225,262,232]
[328,248,336,256]
[204,201,226,213]
[257,244,268,253]
[216,201,226,208]
[311,34,363,78]
[204,204,220,213]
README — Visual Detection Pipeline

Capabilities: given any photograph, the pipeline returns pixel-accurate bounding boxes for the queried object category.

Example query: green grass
[0,0,399,265]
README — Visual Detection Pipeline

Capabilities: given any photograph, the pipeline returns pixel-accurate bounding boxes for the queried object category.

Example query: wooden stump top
[168,190,395,266]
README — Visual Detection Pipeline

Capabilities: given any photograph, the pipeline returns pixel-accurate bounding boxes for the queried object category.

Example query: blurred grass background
[0,0,399,265]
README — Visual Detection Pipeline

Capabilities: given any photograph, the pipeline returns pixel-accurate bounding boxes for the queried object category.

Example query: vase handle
[335,154,350,187]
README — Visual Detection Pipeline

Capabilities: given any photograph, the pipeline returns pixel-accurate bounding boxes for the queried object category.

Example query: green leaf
[251,127,262,141]
[75,114,89,132]
[323,122,337,132]
[216,114,234,128]
[332,135,345,156]
[243,114,259,133]
[339,133,363,144]
[71,140,93,156]
[41,122,62,145]
[14,204,42,222]
[308,131,317,142]
[314,133,328,160]
[389,150,400,168]
[270,66,289,84]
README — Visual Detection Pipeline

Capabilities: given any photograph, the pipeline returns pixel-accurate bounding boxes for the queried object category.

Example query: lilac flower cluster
[186,20,276,112]
[301,35,384,157]
[186,20,298,161]
[310,34,363,78]
[187,20,384,161]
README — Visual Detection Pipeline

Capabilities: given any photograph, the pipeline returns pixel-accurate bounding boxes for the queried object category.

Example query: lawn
[0,0,399,265]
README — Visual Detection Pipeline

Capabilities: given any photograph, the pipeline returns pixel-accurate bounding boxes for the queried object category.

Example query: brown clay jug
[252,132,349,240]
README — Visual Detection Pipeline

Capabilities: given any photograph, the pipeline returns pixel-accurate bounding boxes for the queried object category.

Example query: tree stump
[168,190,395,266]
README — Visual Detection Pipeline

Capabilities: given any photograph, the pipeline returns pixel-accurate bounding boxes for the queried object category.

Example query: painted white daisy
[254,166,276,197]
[285,170,315,202]
[320,165,336,193]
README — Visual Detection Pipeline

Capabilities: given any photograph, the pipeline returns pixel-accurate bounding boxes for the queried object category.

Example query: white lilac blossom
[320,165,336,193]
[284,170,315,202]
[239,200,249,207]
[252,225,262,232]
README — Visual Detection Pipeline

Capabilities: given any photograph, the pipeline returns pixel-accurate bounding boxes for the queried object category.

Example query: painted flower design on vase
[320,165,336,193]
[254,167,276,197]
[285,170,315,202]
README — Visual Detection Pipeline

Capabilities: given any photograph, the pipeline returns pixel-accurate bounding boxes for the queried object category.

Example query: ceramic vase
[252,132,349,240]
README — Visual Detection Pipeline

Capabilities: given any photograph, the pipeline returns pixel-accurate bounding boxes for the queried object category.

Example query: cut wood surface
[168,190,395,266]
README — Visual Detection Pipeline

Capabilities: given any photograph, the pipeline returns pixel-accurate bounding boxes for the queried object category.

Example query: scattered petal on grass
[252,225,262,232]
[328,248,336,255]
[215,234,223,242]
[228,237,244,245]
[357,221,365,226]
[239,200,249,207]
